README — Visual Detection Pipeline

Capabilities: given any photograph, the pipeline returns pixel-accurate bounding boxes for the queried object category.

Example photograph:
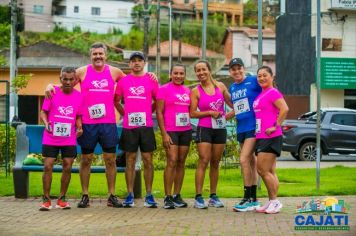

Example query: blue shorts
[237,130,256,143]
[77,123,118,152]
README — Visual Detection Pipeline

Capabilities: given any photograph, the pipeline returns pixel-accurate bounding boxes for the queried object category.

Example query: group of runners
[39,42,288,215]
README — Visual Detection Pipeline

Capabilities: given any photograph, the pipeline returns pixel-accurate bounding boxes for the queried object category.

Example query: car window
[331,114,356,126]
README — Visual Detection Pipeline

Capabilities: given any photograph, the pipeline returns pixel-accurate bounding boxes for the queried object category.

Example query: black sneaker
[77,194,90,208]
[163,196,175,209]
[107,194,123,208]
[173,194,188,208]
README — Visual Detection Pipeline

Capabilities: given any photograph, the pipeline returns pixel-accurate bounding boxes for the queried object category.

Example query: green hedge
[0,124,16,165]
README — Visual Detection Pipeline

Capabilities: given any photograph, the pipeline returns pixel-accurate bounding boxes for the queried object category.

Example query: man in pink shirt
[40,67,83,211]
[114,52,159,208]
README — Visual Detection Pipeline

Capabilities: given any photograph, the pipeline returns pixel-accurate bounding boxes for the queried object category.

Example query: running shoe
[107,194,123,208]
[194,196,208,209]
[265,200,283,214]
[173,194,188,208]
[144,194,158,208]
[208,195,224,208]
[255,200,271,213]
[39,196,52,211]
[123,193,135,207]
[77,194,90,208]
[55,196,71,209]
[233,199,260,212]
[163,196,175,209]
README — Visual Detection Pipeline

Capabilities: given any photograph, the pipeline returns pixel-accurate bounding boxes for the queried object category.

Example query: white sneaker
[255,200,271,213]
[265,200,282,214]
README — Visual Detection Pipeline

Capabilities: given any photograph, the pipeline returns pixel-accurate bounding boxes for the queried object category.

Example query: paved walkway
[0,196,354,236]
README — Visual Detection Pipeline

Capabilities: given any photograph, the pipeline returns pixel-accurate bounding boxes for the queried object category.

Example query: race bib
[53,122,71,137]
[176,113,190,127]
[212,116,226,129]
[234,98,250,115]
[256,119,261,133]
[128,112,146,126]
[88,104,106,119]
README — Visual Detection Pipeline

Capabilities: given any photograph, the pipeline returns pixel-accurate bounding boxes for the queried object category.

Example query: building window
[74,6,79,13]
[118,9,128,17]
[91,7,101,16]
[184,0,189,4]
[33,5,44,14]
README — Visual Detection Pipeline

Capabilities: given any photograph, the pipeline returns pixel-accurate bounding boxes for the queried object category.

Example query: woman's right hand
[162,133,173,150]
[45,84,55,99]
[209,111,221,119]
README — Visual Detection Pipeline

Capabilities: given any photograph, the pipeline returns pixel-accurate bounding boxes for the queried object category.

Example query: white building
[222,27,276,72]
[53,0,135,34]
[310,0,356,110]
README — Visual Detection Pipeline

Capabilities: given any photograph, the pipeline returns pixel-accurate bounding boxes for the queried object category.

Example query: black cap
[229,58,244,68]
[129,51,145,61]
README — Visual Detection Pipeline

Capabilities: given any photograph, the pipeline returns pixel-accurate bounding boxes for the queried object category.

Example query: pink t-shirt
[42,86,83,146]
[116,73,159,129]
[253,88,283,139]
[157,82,191,132]
[197,85,226,129]
[80,64,116,124]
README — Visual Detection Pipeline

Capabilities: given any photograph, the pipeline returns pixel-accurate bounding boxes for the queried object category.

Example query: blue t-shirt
[229,76,262,133]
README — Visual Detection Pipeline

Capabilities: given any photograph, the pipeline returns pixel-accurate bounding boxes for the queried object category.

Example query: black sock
[209,193,216,198]
[243,186,251,199]
[195,194,202,199]
[251,185,257,201]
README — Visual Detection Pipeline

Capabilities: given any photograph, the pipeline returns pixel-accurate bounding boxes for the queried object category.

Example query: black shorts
[195,126,227,144]
[120,127,156,152]
[77,123,118,152]
[237,130,256,143]
[167,130,192,146]
[255,136,283,157]
[42,145,77,158]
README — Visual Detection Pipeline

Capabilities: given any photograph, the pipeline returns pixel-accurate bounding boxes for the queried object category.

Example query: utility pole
[257,0,263,68]
[168,0,172,74]
[178,13,182,63]
[316,0,321,191]
[10,0,18,121]
[156,0,161,80]
[201,0,208,59]
[143,0,150,61]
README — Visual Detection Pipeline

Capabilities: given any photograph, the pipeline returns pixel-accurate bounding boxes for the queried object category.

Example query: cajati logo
[294,197,350,231]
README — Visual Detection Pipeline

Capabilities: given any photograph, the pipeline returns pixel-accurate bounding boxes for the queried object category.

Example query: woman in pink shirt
[156,64,192,209]
[190,60,233,209]
[252,66,289,214]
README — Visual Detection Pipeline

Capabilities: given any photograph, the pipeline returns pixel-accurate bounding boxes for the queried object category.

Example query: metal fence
[0,80,10,176]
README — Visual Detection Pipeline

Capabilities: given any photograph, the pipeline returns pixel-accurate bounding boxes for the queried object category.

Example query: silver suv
[282,108,356,161]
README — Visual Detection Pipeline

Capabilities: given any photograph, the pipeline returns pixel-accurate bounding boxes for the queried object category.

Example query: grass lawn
[1,166,355,198]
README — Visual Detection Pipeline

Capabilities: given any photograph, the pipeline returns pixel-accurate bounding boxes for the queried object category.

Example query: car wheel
[290,152,300,160]
[299,142,317,161]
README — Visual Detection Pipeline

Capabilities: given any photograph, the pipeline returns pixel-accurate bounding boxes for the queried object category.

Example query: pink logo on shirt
[91,79,108,89]
[209,99,223,111]
[176,94,189,102]
[129,86,145,96]
[58,106,73,116]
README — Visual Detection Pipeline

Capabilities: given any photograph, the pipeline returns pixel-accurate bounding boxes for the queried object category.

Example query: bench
[13,123,142,198]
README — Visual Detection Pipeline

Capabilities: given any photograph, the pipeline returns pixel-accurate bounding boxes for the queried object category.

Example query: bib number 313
[88,104,106,119]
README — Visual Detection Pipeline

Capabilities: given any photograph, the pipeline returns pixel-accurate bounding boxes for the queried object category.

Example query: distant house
[8,0,135,33]
[53,0,135,34]
[222,27,276,72]
[0,41,129,124]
